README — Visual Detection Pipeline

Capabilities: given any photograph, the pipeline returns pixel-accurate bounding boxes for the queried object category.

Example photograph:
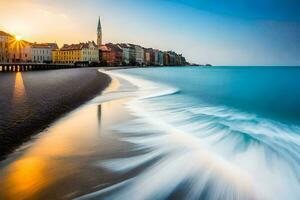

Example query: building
[154,49,162,65]
[144,48,151,66]
[133,45,144,66]
[158,51,164,66]
[8,40,32,63]
[162,51,186,66]
[99,44,110,65]
[99,43,123,66]
[163,52,170,66]
[31,43,58,63]
[97,17,102,46]
[144,48,156,66]
[0,31,12,63]
[118,43,135,65]
[53,41,99,64]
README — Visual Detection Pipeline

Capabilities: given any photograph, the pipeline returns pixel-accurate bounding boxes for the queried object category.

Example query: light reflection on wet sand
[12,72,26,105]
[0,75,134,200]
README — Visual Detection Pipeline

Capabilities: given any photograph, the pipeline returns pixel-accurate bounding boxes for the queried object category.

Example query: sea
[79,66,300,200]
[1,66,300,200]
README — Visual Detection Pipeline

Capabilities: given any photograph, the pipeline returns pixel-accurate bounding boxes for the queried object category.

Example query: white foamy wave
[77,70,300,200]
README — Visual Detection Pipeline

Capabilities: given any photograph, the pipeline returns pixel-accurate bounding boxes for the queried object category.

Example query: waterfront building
[9,40,32,63]
[163,52,170,66]
[107,43,123,66]
[118,43,135,65]
[0,31,12,63]
[133,45,144,66]
[97,17,102,46]
[144,48,156,66]
[99,43,123,66]
[144,49,151,66]
[31,43,58,63]
[99,44,110,65]
[53,41,99,64]
[145,48,156,66]
[158,51,164,66]
[154,49,160,65]
[169,51,177,65]
[163,51,186,66]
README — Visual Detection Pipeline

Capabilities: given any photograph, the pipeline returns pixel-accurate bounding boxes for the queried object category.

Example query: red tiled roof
[99,45,110,51]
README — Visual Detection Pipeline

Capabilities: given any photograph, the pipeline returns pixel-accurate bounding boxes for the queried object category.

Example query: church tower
[97,17,102,46]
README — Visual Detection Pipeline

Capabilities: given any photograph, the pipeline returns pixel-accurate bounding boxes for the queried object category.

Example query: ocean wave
[76,70,300,200]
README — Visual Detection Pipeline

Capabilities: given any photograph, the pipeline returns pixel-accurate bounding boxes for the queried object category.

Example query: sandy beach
[0,69,140,199]
[0,68,111,159]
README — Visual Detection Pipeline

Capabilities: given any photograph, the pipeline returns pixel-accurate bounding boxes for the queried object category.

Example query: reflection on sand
[0,74,132,200]
[98,104,102,128]
[12,72,26,105]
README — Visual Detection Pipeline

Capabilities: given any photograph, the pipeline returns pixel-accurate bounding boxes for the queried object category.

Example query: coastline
[0,68,140,200]
[2,67,300,199]
[0,68,111,159]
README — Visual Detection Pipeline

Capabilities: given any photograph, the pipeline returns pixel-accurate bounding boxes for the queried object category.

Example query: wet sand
[0,68,111,159]
[0,71,140,199]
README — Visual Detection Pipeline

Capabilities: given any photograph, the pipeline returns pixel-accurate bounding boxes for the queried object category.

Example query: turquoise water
[121,66,300,126]
[78,67,300,200]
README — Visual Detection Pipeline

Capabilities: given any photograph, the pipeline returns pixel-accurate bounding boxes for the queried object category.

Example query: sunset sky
[1,0,300,65]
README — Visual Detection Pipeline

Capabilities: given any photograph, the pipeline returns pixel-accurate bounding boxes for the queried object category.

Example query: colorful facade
[53,41,99,64]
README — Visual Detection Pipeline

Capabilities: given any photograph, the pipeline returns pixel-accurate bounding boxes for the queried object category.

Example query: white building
[118,43,130,64]
[134,45,144,65]
[31,43,58,63]
[118,43,135,65]
[82,41,99,63]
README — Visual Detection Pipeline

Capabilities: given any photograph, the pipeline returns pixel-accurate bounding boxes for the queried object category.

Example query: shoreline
[0,68,140,200]
[0,68,111,160]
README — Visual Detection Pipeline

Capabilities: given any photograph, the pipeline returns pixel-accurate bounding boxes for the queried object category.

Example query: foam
[77,69,300,200]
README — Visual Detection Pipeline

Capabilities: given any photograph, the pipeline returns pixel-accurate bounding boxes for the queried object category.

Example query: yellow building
[52,41,99,64]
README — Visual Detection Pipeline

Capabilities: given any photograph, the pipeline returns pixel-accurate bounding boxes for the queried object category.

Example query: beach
[1,67,300,200]
[0,68,111,159]
[0,68,139,200]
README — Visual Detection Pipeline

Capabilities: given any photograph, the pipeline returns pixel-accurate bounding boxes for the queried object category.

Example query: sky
[0,0,299,65]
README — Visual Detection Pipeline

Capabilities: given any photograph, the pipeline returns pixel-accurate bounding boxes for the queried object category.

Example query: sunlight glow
[15,35,22,41]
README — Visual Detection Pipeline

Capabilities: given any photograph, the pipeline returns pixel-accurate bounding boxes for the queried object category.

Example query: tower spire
[97,16,102,46]
[97,16,101,30]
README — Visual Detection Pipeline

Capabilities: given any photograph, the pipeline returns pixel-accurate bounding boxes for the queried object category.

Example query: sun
[15,35,22,41]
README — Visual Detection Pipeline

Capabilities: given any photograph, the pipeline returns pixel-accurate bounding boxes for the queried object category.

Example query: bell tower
[97,16,102,46]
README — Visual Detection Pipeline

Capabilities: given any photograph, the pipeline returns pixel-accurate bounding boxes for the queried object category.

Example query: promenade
[0,63,90,72]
